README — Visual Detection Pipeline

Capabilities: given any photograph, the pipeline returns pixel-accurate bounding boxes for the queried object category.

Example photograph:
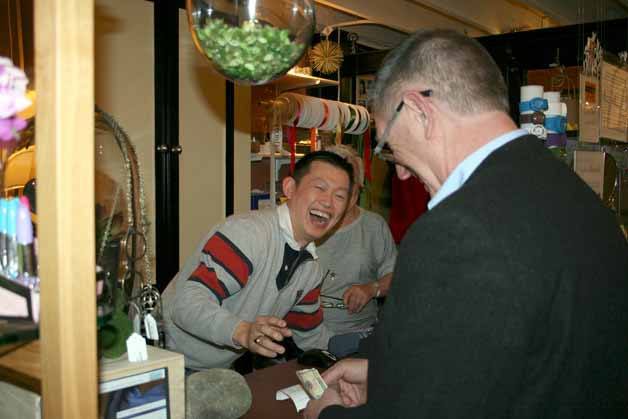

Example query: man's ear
[283,176,297,199]
[403,92,434,140]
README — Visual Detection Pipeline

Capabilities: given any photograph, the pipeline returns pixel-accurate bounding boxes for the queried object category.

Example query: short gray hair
[370,29,509,118]
[324,144,364,188]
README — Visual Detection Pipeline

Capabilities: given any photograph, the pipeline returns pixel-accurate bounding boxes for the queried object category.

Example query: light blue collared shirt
[428,129,528,210]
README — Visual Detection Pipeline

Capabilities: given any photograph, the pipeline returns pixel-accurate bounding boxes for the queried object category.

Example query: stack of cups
[543,91,568,148]
[519,85,548,139]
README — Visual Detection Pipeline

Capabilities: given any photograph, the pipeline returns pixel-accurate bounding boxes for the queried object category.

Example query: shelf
[0,340,185,418]
[0,321,39,352]
[251,153,304,180]
[270,71,338,92]
[0,304,111,357]
[0,340,41,393]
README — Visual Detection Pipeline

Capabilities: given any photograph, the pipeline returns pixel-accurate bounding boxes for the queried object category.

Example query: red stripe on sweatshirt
[189,264,229,301]
[203,232,252,288]
[298,287,320,305]
[285,309,323,332]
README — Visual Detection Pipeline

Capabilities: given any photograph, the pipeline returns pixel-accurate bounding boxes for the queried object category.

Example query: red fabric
[288,126,297,174]
[203,232,252,288]
[284,309,323,332]
[310,128,317,152]
[189,264,229,302]
[298,287,320,305]
[364,128,372,182]
[388,174,429,244]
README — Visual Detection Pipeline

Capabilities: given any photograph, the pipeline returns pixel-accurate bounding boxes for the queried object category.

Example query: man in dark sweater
[304,29,628,419]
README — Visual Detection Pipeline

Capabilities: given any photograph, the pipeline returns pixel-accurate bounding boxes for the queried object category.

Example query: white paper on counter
[276,384,311,412]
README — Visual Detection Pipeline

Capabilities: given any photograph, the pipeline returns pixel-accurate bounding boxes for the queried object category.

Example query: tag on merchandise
[296,368,327,400]
[144,313,159,341]
[126,333,148,362]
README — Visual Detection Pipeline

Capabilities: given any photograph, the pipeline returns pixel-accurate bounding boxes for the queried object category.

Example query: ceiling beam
[515,0,628,25]
[404,0,494,34]
[316,0,559,38]
[315,0,491,37]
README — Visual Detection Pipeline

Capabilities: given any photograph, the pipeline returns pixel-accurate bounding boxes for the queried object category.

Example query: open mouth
[309,209,331,227]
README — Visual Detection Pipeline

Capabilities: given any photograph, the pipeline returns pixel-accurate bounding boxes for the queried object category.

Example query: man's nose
[318,191,333,208]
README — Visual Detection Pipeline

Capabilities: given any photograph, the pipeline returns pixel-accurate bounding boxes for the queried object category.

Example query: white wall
[178,8,251,267]
[95,0,250,278]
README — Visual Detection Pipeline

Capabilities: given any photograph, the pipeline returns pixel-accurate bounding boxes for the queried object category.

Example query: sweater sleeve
[170,218,260,348]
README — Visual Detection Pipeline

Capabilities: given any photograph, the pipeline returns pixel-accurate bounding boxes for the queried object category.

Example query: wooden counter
[0,341,185,419]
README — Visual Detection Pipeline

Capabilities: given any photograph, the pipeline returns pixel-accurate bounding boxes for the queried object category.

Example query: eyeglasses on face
[373,89,433,159]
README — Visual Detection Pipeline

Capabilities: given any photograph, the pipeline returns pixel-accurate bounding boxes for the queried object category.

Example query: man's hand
[302,358,369,419]
[343,284,376,313]
[232,316,292,358]
[323,358,368,407]
[303,384,343,419]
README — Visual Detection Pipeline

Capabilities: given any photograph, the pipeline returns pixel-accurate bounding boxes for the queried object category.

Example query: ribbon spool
[520,85,544,103]
[520,85,547,139]
[277,92,370,135]
[346,104,361,133]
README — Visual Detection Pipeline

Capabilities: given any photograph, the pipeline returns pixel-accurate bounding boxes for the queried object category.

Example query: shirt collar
[428,129,528,210]
[277,203,318,259]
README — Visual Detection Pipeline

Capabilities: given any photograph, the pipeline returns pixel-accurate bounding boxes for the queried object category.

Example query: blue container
[251,192,271,210]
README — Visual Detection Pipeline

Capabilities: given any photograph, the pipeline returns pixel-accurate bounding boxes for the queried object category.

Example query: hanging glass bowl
[186,0,315,85]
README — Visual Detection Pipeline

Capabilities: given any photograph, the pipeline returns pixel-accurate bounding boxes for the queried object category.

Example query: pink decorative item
[0,57,31,142]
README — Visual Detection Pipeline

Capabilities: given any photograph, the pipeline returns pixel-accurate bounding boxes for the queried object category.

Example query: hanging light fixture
[186,0,316,85]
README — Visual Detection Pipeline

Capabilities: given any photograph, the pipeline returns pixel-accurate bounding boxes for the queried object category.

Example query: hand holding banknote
[303,358,369,419]
[297,368,328,400]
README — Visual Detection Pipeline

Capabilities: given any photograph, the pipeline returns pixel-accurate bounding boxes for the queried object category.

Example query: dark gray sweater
[323,136,628,418]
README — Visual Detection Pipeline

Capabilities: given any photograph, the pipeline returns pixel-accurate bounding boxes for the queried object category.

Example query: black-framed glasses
[373,89,433,158]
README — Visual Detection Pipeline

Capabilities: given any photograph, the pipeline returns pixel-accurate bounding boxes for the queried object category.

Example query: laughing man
[162,151,354,370]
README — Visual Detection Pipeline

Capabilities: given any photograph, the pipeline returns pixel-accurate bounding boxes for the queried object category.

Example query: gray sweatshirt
[162,205,331,369]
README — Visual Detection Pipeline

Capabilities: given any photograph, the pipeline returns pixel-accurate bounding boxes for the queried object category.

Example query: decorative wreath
[310,38,344,74]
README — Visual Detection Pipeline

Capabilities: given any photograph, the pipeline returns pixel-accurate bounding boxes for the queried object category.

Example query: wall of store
[95,0,251,278]
[178,7,251,266]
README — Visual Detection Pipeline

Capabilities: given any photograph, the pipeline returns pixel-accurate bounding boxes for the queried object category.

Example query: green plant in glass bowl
[187,0,315,85]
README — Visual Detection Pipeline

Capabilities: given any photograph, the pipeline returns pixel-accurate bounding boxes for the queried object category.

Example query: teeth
[310,209,330,220]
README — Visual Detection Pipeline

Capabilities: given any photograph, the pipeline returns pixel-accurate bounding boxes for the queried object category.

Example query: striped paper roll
[277,93,370,135]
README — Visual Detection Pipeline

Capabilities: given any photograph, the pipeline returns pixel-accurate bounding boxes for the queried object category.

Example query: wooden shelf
[0,321,39,353]
[100,345,185,419]
[0,341,41,393]
[0,341,185,419]
[270,71,338,92]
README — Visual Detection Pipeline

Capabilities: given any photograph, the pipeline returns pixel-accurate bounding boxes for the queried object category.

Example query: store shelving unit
[250,70,335,208]
[272,70,338,93]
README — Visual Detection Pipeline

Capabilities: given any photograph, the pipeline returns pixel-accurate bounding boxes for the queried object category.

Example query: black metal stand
[154,0,180,292]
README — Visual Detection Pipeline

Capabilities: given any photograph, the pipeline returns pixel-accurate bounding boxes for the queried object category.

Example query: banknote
[296,368,328,400]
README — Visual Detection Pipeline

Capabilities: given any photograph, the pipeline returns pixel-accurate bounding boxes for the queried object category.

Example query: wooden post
[35,0,97,417]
